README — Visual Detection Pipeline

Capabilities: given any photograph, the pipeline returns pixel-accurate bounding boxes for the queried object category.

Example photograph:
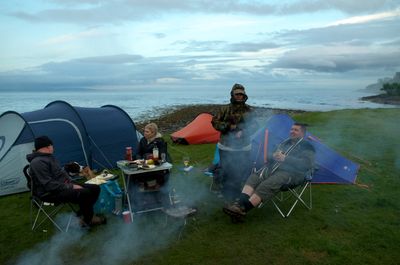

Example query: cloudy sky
[0,0,399,91]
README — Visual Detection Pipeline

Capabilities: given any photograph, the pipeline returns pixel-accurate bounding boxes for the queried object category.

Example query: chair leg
[32,201,70,232]
[272,181,312,218]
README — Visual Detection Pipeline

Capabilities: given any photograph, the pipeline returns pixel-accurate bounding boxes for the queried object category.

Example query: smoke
[14,169,213,265]
[13,108,301,265]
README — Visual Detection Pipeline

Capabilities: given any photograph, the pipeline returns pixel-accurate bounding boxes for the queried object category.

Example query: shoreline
[135,104,305,134]
[360,94,400,106]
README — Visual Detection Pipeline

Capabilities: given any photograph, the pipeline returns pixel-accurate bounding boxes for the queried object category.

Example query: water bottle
[152,145,159,160]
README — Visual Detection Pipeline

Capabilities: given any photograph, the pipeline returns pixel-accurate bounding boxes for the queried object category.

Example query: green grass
[1,108,400,265]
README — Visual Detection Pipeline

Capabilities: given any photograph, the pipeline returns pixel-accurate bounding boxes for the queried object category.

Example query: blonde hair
[145,123,159,135]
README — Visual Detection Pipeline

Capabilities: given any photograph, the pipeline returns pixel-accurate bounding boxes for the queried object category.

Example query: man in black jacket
[26,136,105,227]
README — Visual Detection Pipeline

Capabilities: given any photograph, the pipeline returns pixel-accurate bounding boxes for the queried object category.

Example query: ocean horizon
[0,87,393,122]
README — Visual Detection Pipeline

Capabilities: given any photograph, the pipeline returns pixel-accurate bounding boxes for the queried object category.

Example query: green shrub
[381,82,400,96]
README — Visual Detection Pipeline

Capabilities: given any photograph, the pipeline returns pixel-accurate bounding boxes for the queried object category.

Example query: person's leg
[219,149,234,199]
[78,184,101,225]
[46,184,101,225]
[253,171,291,203]
[223,171,291,220]
[222,173,260,218]
[229,150,251,198]
[220,150,252,200]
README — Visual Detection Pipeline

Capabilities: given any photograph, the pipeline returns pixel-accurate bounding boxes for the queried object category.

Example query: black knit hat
[34,136,53,151]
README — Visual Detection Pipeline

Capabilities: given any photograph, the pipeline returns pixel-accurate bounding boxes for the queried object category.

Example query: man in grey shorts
[223,122,315,221]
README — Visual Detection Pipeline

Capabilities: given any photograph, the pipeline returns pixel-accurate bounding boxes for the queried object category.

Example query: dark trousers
[219,149,251,200]
[42,183,100,224]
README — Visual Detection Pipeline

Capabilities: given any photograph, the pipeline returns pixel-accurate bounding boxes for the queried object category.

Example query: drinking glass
[182,156,190,167]
[161,153,166,163]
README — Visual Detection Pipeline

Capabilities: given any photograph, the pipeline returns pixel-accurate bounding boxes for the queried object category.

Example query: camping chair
[269,168,315,218]
[23,165,76,232]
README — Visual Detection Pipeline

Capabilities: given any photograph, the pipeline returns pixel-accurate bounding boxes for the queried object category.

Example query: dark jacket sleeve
[30,158,73,193]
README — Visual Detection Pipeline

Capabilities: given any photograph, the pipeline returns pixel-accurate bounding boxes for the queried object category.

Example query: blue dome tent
[0,101,139,196]
[250,114,360,184]
[208,114,359,185]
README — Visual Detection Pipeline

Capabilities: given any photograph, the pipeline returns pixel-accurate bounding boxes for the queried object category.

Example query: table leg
[120,169,134,223]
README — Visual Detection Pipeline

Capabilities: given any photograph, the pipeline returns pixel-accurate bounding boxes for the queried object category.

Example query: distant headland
[361,72,400,106]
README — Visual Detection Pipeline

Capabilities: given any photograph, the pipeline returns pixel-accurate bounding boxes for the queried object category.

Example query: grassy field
[1,108,399,265]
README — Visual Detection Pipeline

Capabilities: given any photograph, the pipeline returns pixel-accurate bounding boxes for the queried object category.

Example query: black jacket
[26,152,73,198]
[136,136,168,160]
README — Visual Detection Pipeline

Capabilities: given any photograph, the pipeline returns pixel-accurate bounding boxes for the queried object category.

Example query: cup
[122,210,131,223]
[161,153,166,163]
[183,156,190,167]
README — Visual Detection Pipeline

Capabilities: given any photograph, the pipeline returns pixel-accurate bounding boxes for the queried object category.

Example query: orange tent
[171,113,220,144]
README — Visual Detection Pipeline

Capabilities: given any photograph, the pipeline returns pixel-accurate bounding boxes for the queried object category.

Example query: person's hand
[273,151,286,162]
[73,184,83,189]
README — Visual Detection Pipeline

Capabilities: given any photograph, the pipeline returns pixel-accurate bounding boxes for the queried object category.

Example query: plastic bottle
[152,145,159,160]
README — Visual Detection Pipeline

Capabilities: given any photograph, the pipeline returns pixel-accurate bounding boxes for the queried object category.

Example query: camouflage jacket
[212,102,255,149]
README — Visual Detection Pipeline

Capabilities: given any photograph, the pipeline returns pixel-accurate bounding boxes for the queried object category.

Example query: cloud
[277,17,400,45]
[9,0,400,25]
[265,15,400,73]
[227,42,280,52]
[328,8,400,25]
[270,45,400,72]
[278,0,398,15]
[41,27,105,45]
[177,40,226,52]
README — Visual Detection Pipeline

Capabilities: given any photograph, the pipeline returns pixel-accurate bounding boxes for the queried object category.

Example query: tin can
[125,147,133,161]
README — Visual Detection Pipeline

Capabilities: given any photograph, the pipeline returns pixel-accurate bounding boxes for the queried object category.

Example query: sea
[0,87,393,121]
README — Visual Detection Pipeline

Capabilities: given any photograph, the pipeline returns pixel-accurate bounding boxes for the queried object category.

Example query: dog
[64,162,96,180]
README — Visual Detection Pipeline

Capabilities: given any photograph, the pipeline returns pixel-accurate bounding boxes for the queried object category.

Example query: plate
[140,164,156,170]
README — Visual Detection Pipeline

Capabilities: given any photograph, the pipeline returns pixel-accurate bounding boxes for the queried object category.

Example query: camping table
[117,160,173,223]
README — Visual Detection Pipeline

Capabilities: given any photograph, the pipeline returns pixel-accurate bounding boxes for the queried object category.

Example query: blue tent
[250,114,359,184]
[0,100,139,196]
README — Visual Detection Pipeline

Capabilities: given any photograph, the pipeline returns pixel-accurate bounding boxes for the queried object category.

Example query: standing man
[223,123,315,221]
[212,83,255,200]
[27,136,106,227]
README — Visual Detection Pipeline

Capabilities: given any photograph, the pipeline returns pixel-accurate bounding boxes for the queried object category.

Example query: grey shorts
[245,170,294,201]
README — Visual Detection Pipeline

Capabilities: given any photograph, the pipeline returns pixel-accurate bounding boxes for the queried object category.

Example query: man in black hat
[26,135,106,227]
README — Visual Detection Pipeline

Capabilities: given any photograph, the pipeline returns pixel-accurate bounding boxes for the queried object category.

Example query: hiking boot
[222,202,246,218]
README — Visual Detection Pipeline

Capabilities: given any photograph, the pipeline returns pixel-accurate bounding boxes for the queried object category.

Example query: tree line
[381,83,400,96]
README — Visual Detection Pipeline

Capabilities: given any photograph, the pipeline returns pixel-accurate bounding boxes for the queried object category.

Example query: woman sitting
[136,122,168,161]
[134,123,170,208]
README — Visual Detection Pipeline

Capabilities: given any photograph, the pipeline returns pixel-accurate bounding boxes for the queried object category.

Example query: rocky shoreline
[135,104,305,134]
[361,94,400,106]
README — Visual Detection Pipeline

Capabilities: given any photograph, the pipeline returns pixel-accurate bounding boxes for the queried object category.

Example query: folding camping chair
[23,165,76,232]
[269,168,315,218]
